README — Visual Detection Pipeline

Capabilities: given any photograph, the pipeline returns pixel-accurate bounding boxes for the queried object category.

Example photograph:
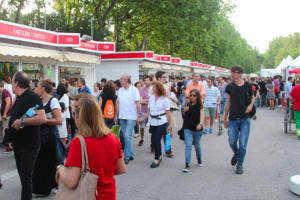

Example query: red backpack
[274,85,279,93]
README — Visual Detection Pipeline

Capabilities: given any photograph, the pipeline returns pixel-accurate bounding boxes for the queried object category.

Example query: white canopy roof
[289,55,300,67]
[274,55,294,73]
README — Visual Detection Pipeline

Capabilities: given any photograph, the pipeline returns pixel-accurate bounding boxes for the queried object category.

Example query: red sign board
[161,55,171,62]
[0,20,57,45]
[190,62,198,67]
[58,33,80,46]
[98,42,115,52]
[154,54,161,61]
[197,63,203,68]
[171,58,181,63]
[101,51,154,60]
[77,40,98,52]
[145,52,154,59]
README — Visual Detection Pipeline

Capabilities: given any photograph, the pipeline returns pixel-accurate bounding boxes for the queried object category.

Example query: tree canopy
[263,33,300,68]
[0,0,261,73]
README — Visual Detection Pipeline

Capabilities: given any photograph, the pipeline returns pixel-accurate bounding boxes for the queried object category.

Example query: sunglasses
[190,94,196,97]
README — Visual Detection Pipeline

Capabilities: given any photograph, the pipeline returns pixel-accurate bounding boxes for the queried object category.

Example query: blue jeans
[119,119,136,160]
[227,118,251,164]
[254,97,259,108]
[260,93,266,107]
[184,129,202,165]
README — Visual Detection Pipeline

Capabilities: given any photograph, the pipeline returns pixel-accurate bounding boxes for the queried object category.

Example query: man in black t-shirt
[224,66,255,175]
[9,72,46,200]
[258,78,267,107]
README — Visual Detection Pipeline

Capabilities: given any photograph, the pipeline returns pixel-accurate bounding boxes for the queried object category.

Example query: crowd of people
[0,66,299,199]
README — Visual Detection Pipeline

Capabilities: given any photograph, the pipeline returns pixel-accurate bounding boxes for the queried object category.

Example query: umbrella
[289,68,300,74]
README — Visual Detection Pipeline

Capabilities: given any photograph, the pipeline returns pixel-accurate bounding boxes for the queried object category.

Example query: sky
[228,0,300,53]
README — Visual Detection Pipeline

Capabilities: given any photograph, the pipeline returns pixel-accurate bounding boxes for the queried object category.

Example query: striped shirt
[204,86,220,108]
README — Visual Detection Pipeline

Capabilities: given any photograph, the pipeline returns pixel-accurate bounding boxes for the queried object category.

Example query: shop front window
[22,63,44,83]
[0,62,18,80]
[59,67,82,79]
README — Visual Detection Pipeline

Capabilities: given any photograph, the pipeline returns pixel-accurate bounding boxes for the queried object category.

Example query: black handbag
[177,127,185,140]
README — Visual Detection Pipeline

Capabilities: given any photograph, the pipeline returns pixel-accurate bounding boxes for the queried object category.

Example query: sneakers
[203,128,208,134]
[235,163,243,175]
[231,154,237,166]
[134,133,140,138]
[4,147,12,153]
[197,158,203,167]
[129,156,134,161]
[182,163,191,172]
[209,128,213,134]
[124,158,130,165]
[253,115,257,120]
[138,140,144,146]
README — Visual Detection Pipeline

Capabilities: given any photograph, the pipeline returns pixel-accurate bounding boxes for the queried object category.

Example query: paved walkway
[0,107,299,200]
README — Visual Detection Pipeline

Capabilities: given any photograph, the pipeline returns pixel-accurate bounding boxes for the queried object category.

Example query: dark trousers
[150,123,167,160]
[14,148,39,200]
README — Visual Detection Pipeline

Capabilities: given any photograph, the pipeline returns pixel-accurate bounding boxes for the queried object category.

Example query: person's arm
[245,94,255,114]
[166,110,172,132]
[196,106,205,131]
[201,84,206,99]
[142,109,150,122]
[114,100,119,123]
[136,101,141,123]
[3,97,11,119]
[140,96,148,105]
[290,96,294,104]
[57,166,81,189]
[47,108,62,125]
[115,158,126,175]
[99,96,103,108]
[11,109,47,130]
[223,94,231,128]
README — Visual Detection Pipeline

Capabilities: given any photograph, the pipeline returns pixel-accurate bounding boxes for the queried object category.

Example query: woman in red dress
[56,94,126,200]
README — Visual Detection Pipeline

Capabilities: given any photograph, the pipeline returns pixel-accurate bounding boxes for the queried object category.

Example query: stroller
[216,105,223,136]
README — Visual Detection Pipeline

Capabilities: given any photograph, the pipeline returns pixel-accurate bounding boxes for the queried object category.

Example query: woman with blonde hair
[56,94,126,200]
[142,81,172,168]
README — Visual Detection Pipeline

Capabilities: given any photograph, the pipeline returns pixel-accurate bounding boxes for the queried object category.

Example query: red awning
[289,68,300,74]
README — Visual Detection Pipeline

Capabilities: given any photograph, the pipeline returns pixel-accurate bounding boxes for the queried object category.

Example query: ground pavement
[0,107,299,200]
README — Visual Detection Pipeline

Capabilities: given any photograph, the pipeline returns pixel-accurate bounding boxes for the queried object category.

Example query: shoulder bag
[55,136,98,200]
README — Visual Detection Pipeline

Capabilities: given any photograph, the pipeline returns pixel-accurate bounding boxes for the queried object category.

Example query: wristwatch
[20,118,25,129]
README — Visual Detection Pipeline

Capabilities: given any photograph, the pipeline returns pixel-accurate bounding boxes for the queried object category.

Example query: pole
[44,0,47,29]
[91,17,94,40]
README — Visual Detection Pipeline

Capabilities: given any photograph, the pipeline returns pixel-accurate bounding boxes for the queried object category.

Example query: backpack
[103,99,115,119]
[274,85,279,93]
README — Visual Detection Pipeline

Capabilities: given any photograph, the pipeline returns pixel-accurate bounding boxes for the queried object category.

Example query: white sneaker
[52,188,58,194]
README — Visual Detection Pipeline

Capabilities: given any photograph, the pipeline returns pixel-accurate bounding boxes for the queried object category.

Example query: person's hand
[11,119,21,130]
[196,124,202,131]
[3,114,7,120]
[224,118,228,128]
[114,116,118,124]
[167,125,172,133]
[56,165,63,183]
[137,117,142,124]
[184,106,189,112]
[245,105,253,114]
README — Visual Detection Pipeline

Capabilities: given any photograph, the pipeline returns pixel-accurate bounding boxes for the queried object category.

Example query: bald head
[120,74,131,88]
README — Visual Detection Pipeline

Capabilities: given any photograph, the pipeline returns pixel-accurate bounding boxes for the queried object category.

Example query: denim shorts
[205,107,216,118]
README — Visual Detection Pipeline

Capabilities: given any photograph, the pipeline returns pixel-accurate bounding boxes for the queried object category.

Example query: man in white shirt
[115,74,141,164]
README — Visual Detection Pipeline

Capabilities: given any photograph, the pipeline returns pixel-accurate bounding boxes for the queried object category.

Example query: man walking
[290,83,300,140]
[77,78,92,94]
[9,72,46,200]
[203,78,220,134]
[138,75,152,146]
[115,74,141,164]
[186,73,206,100]
[284,77,293,112]
[224,66,255,175]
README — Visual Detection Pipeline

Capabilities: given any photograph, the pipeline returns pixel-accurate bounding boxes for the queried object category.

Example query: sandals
[150,157,162,168]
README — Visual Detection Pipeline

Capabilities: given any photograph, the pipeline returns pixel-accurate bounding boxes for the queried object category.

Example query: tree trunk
[15,0,26,23]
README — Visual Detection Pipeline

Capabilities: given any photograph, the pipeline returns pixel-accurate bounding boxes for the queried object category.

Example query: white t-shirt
[148,95,170,126]
[118,85,140,120]
[43,97,61,119]
[58,94,70,119]
[4,84,15,100]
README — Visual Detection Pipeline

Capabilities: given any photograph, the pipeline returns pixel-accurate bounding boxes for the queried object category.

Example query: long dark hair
[190,89,202,109]
[103,80,117,99]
